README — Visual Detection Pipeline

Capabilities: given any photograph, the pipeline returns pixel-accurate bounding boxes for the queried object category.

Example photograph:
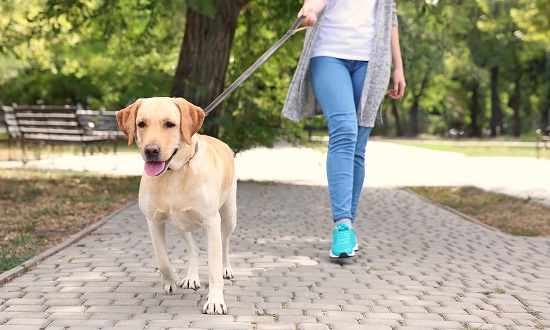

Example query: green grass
[480,286,507,296]
[394,141,539,157]
[0,234,35,272]
[303,137,545,157]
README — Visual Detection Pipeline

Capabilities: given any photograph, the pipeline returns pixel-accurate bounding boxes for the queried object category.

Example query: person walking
[282,0,406,258]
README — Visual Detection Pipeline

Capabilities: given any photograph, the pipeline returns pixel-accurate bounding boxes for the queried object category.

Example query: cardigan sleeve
[391,1,399,27]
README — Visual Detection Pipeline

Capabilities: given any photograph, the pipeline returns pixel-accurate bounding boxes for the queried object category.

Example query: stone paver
[1,182,549,329]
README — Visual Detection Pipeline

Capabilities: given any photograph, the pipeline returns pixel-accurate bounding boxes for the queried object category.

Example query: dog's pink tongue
[144,161,166,176]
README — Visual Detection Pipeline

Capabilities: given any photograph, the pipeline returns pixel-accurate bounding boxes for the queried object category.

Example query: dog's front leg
[146,219,180,294]
[176,231,201,290]
[202,215,227,315]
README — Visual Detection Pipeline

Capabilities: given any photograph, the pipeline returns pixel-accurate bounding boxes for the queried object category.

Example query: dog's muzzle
[143,144,177,177]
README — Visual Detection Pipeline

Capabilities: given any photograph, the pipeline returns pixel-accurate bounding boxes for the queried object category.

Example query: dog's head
[116,97,205,176]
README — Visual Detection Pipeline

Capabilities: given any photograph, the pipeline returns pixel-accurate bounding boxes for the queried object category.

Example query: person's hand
[298,0,324,26]
[388,67,406,99]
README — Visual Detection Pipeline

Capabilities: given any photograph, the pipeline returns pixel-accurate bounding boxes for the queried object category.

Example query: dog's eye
[138,122,146,128]
[165,122,176,128]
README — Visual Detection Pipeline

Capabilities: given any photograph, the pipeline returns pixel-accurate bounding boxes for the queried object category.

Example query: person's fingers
[298,5,317,26]
[399,81,406,98]
[387,85,405,99]
[299,6,311,18]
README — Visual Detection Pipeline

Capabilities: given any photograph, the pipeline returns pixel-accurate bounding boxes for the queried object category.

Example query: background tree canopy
[1,0,549,152]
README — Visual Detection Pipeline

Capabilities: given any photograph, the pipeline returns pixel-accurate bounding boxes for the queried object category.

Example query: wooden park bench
[1,104,120,163]
[1,105,22,160]
[76,109,125,139]
[536,127,550,159]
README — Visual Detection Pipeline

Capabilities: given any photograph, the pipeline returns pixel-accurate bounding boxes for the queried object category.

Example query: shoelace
[335,228,351,245]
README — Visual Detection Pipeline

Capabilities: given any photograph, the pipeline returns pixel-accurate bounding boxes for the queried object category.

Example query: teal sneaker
[350,226,359,252]
[330,223,357,258]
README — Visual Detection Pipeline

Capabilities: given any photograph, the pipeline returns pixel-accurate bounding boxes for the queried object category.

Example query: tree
[170,0,250,138]
[0,0,185,108]
[512,0,550,129]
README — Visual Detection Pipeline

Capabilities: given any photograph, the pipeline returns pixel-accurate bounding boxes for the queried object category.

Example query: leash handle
[289,15,306,34]
[203,16,307,116]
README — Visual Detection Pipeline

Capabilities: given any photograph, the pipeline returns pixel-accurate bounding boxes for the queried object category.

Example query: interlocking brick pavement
[1,182,549,329]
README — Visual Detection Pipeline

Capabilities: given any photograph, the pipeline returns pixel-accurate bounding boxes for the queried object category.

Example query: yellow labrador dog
[116,97,237,315]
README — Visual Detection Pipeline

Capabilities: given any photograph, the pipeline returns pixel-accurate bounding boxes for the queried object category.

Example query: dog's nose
[144,144,160,158]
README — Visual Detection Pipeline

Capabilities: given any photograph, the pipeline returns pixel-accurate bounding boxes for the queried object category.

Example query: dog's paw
[223,267,234,279]
[179,277,201,290]
[202,298,227,315]
[160,268,180,294]
[162,280,179,294]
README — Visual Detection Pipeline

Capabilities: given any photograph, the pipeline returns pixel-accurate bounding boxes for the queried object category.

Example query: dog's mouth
[144,149,178,177]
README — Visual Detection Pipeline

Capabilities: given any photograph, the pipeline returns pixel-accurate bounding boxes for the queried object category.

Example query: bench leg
[20,141,30,164]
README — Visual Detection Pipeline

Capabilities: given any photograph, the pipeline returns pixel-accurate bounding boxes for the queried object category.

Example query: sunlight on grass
[0,139,137,161]
[394,141,537,157]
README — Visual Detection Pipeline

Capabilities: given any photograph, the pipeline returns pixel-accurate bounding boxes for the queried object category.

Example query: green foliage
[387,0,549,137]
[218,0,307,152]
[0,0,549,149]
[187,0,215,18]
[0,0,185,108]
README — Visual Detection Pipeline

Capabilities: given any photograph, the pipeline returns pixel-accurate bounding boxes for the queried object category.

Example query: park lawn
[0,169,140,272]
[408,186,550,237]
[394,141,538,157]
[306,139,542,157]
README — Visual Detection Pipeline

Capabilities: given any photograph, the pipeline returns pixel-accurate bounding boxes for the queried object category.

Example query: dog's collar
[169,142,198,170]
[185,142,199,166]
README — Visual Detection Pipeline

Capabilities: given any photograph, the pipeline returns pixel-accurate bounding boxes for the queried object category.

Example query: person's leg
[351,126,372,220]
[310,56,357,222]
[349,61,371,221]
[310,56,359,258]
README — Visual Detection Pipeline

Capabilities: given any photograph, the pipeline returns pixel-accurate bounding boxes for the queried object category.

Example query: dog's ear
[173,98,205,145]
[116,99,143,146]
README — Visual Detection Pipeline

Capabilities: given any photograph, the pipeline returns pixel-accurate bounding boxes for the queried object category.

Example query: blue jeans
[310,56,373,222]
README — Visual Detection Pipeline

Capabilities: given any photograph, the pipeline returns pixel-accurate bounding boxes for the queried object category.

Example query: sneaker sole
[329,250,356,258]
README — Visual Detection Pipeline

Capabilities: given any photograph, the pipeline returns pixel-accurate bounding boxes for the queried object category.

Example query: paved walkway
[1,142,550,329]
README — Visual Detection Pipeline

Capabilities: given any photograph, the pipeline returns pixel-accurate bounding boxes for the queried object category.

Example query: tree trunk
[489,66,502,137]
[408,70,430,137]
[509,75,521,137]
[409,98,419,137]
[470,82,481,138]
[171,0,250,138]
[543,50,550,130]
[391,100,403,137]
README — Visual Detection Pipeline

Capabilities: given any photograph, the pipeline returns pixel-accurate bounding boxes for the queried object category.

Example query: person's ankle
[335,218,352,227]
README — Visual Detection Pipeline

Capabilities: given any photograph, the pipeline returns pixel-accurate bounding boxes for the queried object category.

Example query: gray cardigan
[282,0,398,127]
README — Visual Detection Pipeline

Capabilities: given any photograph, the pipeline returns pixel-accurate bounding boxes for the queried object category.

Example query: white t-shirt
[311,0,379,61]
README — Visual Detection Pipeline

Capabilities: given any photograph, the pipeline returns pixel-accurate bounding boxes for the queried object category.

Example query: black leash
[203,16,306,116]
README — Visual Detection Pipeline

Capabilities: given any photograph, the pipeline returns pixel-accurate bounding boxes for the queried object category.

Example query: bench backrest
[12,104,84,136]
[76,110,119,132]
